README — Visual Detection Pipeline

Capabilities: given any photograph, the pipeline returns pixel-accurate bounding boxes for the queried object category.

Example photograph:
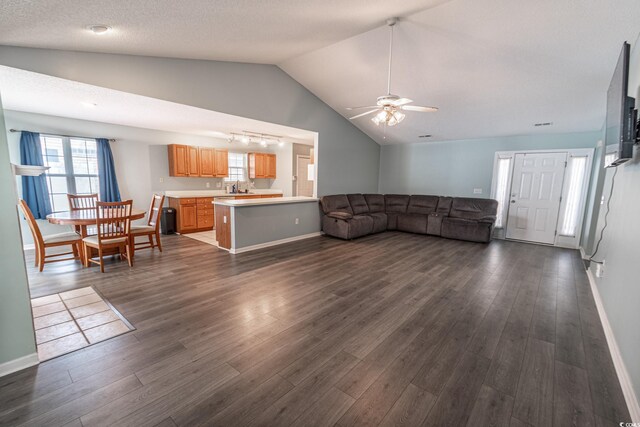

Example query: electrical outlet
[223,216,227,224]
[159,177,164,183]
[473,188,483,194]
[216,182,222,188]
[295,218,300,225]
[206,182,210,188]
[595,261,605,278]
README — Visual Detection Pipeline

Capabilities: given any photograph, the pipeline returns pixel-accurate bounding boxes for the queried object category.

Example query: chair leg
[125,244,133,267]
[98,248,104,273]
[156,232,163,252]
[148,234,154,248]
[38,246,45,272]
[84,244,91,268]
[34,245,40,267]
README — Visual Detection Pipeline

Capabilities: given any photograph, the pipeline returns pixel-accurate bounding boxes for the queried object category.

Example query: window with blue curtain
[20,131,51,218]
[96,138,121,202]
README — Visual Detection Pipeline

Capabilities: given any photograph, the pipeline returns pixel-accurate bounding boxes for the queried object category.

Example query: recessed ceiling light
[87,25,112,35]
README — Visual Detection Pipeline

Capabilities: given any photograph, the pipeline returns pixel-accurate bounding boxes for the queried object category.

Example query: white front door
[506,152,567,244]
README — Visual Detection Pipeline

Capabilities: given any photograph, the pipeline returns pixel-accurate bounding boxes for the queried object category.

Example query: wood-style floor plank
[1,232,628,426]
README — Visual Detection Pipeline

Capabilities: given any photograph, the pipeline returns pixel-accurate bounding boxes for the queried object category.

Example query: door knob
[510,200,516,203]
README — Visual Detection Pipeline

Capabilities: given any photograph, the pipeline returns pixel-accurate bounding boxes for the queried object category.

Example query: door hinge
[564,161,568,167]
[559,196,562,203]
[554,230,557,236]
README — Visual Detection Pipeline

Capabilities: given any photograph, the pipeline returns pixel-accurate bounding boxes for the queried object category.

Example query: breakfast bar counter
[213,196,321,253]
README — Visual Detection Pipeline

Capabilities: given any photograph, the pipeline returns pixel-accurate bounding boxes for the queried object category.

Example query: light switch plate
[473,188,483,194]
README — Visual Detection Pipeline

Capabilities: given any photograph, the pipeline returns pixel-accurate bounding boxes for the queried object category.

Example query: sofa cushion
[397,214,428,234]
[427,213,445,236]
[349,215,374,239]
[441,217,493,243]
[384,194,410,213]
[449,198,498,221]
[347,194,369,214]
[407,195,439,215]
[364,194,385,213]
[436,197,453,214]
[368,212,388,234]
[320,195,353,215]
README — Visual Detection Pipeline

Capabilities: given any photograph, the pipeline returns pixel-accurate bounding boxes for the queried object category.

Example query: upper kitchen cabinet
[168,145,229,177]
[215,149,229,177]
[248,152,276,179]
[199,147,215,177]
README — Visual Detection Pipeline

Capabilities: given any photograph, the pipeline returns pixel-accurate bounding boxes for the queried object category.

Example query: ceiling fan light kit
[347,17,438,128]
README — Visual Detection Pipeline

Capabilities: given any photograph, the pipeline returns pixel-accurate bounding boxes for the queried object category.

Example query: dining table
[46,209,146,266]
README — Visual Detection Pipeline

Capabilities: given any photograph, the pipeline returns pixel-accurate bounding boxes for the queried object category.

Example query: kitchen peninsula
[165,189,283,234]
[214,196,320,253]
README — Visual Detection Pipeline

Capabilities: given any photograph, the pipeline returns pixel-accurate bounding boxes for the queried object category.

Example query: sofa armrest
[326,211,353,220]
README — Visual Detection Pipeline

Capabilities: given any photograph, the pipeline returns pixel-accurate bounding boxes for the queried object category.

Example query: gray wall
[379,131,600,197]
[232,201,321,249]
[585,35,640,406]
[0,45,381,197]
[0,94,37,367]
[4,110,283,245]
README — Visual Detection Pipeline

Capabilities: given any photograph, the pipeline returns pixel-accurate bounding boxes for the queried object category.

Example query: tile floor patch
[75,310,119,330]
[34,310,73,330]
[183,231,217,246]
[31,294,62,307]
[36,321,80,344]
[84,320,130,344]
[64,293,102,309]
[30,286,134,361]
[37,333,88,361]
[32,301,67,318]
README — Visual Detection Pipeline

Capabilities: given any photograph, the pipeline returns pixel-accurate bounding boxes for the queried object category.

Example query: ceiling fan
[347,18,438,127]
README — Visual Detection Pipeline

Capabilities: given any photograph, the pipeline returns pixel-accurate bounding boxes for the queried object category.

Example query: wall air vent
[534,122,553,127]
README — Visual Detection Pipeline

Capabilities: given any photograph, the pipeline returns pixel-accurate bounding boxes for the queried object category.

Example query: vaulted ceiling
[1,0,639,145]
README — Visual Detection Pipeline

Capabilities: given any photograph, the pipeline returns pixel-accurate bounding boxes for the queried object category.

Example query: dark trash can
[161,207,176,235]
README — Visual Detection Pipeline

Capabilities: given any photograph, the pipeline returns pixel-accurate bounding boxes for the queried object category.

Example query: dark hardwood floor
[1,232,630,426]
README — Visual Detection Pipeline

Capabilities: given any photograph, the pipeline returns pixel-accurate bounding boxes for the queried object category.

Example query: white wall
[584,33,640,416]
[5,110,297,244]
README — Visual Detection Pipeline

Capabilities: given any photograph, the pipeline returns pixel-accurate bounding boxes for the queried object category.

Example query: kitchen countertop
[214,196,318,207]
[164,189,283,198]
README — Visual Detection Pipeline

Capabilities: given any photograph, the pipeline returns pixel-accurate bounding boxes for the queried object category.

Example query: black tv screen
[605,42,636,167]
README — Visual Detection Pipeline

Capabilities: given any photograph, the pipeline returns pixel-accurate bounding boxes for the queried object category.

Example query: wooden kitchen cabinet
[199,147,215,177]
[248,153,276,179]
[188,146,199,176]
[215,149,229,177]
[168,144,190,177]
[168,197,215,233]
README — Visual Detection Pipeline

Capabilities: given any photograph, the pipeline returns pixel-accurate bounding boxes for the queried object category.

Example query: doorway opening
[490,148,593,248]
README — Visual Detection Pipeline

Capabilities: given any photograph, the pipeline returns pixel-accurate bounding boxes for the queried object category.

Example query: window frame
[225,152,248,182]
[40,134,100,212]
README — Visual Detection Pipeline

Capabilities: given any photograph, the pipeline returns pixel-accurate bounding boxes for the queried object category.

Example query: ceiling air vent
[419,134,432,138]
[534,122,553,127]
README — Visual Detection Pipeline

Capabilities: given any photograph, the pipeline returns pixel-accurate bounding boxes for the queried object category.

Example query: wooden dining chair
[68,193,99,234]
[83,200,133,273]
[130,194,165,253]
[18,200,83,272]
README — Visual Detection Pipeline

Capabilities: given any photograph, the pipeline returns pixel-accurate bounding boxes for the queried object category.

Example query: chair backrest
[147,194,165,230]
[95,200,132,242]
[68,194,98,211]
[18,200,45,249]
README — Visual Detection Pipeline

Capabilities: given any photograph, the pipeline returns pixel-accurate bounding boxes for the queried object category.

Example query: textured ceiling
[1,0,639,145]
[0,66,315,145]
[281,0,640,144]
[0,0,448,63]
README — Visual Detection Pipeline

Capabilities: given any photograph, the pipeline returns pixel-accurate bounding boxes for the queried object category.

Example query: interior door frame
[490,148,594,249]
[295,154,312,197]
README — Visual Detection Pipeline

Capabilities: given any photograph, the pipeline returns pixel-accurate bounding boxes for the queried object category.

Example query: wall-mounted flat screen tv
[605,42,636,167]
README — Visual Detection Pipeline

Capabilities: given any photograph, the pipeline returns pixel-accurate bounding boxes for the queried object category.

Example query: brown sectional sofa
[320,194,498,243]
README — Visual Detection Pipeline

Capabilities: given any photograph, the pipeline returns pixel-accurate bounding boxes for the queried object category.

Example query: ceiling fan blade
[401,105,439,112]
[388,97,413,106]
[349,109,379,120]
[346,106,378,110]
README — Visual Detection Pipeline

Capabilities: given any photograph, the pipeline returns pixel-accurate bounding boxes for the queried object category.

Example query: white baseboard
[23,243,35,251]
[0,353,39,377]
[229,232,323,254]
[586,268,640,422]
